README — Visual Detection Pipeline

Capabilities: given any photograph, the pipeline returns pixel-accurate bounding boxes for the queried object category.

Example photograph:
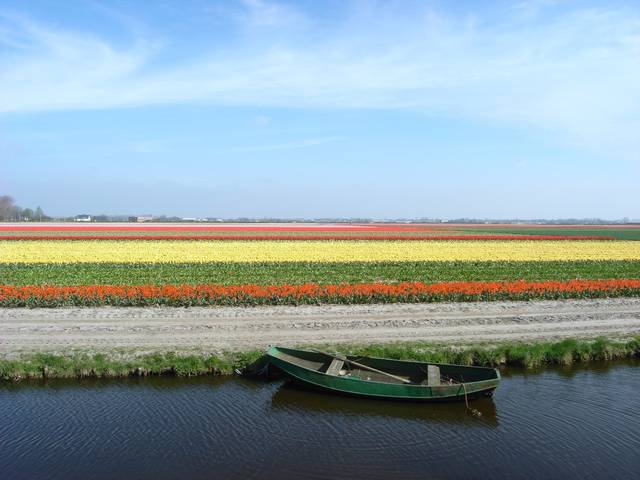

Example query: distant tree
[22,208,34,220]
[0,197,51,221]
[0,195,16,220]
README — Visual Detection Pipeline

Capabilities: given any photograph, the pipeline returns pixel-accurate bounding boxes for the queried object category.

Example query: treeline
[0,196,49,221]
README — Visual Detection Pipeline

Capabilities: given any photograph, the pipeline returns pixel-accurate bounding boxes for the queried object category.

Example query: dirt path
[1,298,639,357]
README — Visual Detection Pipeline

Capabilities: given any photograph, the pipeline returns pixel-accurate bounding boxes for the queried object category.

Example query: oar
[315,350,413,385]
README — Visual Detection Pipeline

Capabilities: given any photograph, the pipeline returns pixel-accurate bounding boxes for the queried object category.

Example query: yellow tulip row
[1,240,639,263]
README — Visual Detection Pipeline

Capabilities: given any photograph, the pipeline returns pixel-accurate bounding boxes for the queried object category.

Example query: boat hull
[265,346,500,402]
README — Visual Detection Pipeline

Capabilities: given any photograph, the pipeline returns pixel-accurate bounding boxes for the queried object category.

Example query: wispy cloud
[239,0,308,28]
[1,2,639,155]
[230,136,339,152]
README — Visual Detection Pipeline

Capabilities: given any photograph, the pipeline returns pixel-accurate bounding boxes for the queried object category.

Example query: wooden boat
[264,346,500,402]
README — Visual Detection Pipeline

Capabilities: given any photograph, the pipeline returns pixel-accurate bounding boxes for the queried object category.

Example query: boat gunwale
[267,346,501,389]
[284,374,498,401]
[268,358,499,400]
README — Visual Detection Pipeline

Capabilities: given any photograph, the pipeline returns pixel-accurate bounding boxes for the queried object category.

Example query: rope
[237,360,270,378]
[255,362,270,378]
[462,382,470,409]
[462,382,482,417]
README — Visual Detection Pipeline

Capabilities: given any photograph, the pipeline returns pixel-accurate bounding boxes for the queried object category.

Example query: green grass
[342,337,640,369]
[459,227,640,240]
[2,260,639,286]
[2,337,638,381]
[0,350,263,381]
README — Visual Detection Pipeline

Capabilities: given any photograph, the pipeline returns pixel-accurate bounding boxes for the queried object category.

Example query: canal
[1,361,639,479]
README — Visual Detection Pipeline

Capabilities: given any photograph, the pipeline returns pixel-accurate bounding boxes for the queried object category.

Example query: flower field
[2,239,639,263]
[1,223,639,306]
[2,222,639,239]
[2,279,639,307]
[0,235,615,241]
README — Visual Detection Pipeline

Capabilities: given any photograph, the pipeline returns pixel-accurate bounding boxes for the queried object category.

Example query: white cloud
[1,2,639,156]
[252,114,271,126]
[239,0,307,28]
[230,136,339,152]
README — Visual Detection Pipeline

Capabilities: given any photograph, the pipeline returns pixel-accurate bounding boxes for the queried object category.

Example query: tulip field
[1,223,639,306]
[3,239,640,263]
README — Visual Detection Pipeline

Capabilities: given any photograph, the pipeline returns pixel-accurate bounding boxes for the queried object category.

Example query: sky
[1,0,639,219]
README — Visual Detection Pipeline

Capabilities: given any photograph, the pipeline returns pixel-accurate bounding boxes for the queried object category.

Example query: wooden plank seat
[420,365,442,387]
[424,365,441,386]
[326,358,345,376]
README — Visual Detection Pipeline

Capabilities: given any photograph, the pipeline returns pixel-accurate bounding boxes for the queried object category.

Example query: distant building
[74,214,92,222]
[128,215,154,222]
[138,215,153,222]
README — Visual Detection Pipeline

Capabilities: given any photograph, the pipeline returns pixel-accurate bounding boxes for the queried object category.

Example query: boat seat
[427,365,441,386]
[326,358,345,376]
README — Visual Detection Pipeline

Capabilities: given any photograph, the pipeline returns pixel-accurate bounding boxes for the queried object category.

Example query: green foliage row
[2,260,639,286]
[459,227,640,240]
[2,337,638,381]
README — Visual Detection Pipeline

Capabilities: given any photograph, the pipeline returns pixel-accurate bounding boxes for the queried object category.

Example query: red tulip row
[2,279,638,306]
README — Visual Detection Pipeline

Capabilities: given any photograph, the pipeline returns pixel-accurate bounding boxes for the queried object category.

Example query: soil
[1,298,639,358]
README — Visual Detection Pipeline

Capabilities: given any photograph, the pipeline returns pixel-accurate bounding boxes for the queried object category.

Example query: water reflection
[2,362,639,480]
[270,381,499,426]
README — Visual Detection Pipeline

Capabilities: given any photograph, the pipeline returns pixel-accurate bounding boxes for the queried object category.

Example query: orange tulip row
[2,279,639,307]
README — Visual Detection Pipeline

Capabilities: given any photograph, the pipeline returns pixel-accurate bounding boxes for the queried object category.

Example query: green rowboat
[265,346,500,402]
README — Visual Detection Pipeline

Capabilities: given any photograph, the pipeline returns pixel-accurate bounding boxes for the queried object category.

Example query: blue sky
[1,0,638,219]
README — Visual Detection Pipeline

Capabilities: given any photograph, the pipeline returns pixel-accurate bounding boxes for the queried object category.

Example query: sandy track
[1,298,640,357]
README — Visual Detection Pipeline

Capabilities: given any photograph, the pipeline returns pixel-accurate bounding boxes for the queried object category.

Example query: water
[1,362,639,479]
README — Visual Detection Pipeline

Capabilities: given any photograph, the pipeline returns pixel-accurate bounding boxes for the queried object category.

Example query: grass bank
[2,260,640,286]
[2,337,639,382]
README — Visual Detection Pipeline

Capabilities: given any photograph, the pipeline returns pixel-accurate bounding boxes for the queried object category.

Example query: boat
[264,346,500,402]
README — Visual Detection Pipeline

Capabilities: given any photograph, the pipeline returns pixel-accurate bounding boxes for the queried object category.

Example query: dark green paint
[265,346,500,401]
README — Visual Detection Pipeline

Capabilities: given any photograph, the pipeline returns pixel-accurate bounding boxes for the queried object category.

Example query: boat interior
[273,348,497,386]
